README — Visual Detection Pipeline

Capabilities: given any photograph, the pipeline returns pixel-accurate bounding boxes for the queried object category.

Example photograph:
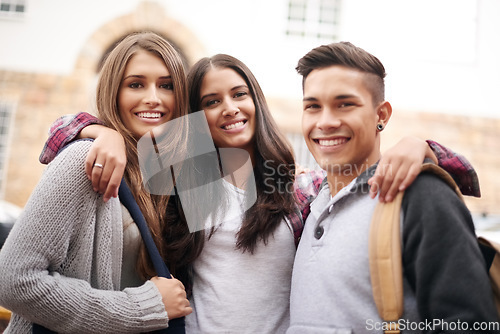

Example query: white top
[186,181,296,333]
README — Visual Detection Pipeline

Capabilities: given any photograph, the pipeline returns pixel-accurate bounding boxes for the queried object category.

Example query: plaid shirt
[426,139,480,197]
[39,112,481,246]
[39,112,105,164]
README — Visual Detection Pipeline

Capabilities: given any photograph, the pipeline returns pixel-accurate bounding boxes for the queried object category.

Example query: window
[0,0,26,18]
[0,102,15,198]
[286,0,341,41]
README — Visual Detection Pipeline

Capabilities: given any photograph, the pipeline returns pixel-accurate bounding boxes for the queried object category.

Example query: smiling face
[118,50,175,138]
[302,65,390,181]
[199,67,256,155]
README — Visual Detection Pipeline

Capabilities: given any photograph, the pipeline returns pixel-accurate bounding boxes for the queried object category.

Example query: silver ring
[93,163,104,169]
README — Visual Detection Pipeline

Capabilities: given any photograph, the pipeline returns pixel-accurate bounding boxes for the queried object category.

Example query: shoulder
[51,139,93,163]
[404,169,464,209]
[37,140,94,196]
[46,140,93,175]
[402,168,474,238]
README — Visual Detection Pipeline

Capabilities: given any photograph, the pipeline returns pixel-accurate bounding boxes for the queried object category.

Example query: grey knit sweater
[0,140,169,333]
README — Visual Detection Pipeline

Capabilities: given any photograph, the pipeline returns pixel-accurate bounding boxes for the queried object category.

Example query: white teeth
[223,121,245,130]
[137,112,161,119]
[318,138,346,146]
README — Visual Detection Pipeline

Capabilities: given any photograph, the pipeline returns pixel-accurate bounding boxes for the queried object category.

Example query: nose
[221,98,239,117]
[145,86,161,107]
[317,108,341,130]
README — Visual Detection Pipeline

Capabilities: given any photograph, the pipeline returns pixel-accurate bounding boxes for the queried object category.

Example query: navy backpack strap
[32,180,181,334]
[118,179,185,334]
[118,179,170,278]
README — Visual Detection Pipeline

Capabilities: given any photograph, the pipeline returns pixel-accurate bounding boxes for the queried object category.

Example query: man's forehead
[303,66,368,98]
[305,65,363,83]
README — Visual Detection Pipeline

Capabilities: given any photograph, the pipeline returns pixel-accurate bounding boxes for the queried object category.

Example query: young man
[288,42,499,334]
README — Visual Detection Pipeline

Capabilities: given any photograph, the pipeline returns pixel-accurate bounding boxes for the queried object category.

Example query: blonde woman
[0,32,195,333]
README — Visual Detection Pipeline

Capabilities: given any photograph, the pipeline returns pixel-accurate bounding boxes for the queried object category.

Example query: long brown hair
[96,31,201,281]
[187,54,298,253]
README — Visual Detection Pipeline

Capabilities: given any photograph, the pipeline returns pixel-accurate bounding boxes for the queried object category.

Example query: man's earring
[376,124,384,131]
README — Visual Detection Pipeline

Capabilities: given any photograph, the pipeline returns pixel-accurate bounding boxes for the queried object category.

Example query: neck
[219,146,255,190]
[325,154,381,197]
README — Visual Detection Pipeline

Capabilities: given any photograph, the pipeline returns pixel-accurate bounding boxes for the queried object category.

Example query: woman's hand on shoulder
[368,136,435,202]
[83,125,127,202]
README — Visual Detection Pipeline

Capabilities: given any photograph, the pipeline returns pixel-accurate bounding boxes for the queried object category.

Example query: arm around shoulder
[39,112,104,164]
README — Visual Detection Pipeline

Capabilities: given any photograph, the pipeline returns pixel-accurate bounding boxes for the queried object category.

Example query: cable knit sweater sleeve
[0,140,169,333]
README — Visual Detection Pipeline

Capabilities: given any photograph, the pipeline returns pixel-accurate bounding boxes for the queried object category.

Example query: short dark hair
[296,42,387,104]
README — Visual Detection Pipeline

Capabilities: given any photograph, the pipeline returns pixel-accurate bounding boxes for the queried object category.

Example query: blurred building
[0,0,499,219]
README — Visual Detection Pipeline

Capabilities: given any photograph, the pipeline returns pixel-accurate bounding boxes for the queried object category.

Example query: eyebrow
[122,75,172,80]
[231,84,248,91]
[303,94,358,102]
[303,96,318,102]
[200,85,249,102]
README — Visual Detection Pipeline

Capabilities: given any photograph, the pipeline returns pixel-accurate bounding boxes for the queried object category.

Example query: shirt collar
[351,162,378,192]
[318,162,379,194]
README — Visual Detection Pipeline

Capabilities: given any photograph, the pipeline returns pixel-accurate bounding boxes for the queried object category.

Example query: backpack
[369,162,500,334]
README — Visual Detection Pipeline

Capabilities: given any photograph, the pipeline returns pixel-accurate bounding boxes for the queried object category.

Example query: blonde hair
[96,31,189,278]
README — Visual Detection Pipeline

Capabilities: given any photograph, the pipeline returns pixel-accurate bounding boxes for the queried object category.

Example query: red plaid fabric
[39,112,103,164]
[290,169,326,245]
[426,140,480,197]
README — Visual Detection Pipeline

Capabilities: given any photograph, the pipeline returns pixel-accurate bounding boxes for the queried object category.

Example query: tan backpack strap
[369,162,463,334]
[369,190,404,334]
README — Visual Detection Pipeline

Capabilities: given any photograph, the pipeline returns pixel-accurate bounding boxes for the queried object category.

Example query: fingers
[398,163,421,192]
[98,155,126,202]
[379,164,407,202]
[151,277,192,319]
[85,143,126,202]
[159,280,187,301]
[104,162,125,202]
[370,136,429,202]
[182,302,193,317]
[369,159,422,203]
[369,158,403,203]
[369,161,396,202]
[82,127,127,201]
[88,155,126,202]
[85,148,98,180]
